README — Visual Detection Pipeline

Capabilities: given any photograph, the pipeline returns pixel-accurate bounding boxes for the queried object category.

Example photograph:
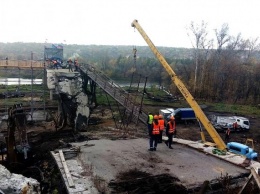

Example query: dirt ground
[1,105,260,193]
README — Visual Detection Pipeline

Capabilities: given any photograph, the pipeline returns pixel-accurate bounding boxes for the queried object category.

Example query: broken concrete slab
[0,164,40,194]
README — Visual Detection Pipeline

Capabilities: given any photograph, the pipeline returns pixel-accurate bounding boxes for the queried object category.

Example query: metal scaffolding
[0,59,47,122]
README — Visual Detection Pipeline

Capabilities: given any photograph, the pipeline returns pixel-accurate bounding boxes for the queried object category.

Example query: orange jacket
[167,121,176,134]
[152,122,160,135]
[158,119,165,131]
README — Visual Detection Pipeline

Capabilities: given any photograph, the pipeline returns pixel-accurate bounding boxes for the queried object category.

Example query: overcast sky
[1,0,260,48]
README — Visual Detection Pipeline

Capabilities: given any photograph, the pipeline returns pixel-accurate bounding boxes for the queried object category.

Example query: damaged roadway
[67,137,249,193]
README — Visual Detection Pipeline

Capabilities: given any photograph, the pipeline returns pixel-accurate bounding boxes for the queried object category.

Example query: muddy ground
[1,105,260,193]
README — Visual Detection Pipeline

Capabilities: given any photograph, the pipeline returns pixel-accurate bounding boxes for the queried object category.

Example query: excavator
[131,19,226,150]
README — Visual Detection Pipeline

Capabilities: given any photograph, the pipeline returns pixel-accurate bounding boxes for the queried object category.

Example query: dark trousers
[165,133,173,147]
[147,124,152,134]
[158,130,163,143]
[225,135,230,143]
[149,134,159,149]
[69,65,73,72]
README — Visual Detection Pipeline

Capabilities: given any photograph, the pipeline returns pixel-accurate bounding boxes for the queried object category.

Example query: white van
[211,115,250,131]
[159,109,172,119]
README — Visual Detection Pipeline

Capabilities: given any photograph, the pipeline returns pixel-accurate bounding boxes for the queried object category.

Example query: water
[0,78,42,85]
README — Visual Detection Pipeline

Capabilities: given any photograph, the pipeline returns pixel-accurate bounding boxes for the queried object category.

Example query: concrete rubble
[46,69,90,130]
[0,164,40,194]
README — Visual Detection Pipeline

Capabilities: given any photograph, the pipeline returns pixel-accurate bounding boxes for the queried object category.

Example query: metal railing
[80,65,148,125]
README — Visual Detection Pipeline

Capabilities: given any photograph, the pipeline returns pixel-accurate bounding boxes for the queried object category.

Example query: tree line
[1,21,260,105]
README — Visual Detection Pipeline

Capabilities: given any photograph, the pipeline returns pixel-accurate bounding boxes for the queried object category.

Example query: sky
[1,0,260,48]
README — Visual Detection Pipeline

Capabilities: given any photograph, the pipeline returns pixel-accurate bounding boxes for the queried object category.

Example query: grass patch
[204,102,260,117]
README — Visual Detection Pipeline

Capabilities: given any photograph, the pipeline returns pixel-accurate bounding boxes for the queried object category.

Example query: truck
[159,109,174,119]
[166,108,196,123]
[173,108,196,123]
[210,115,250,132]
[227,142,257,160]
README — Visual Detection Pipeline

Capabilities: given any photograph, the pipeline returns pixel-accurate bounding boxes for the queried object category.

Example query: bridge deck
[0,60,44,69]
[54,137,251,193]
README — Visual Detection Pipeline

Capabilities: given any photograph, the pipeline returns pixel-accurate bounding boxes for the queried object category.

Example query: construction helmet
[159,114,163,119]
[170,116,175,120]
[153,115,159,119]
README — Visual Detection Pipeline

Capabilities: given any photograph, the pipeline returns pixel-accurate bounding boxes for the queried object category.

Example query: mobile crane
[131,19,226,150]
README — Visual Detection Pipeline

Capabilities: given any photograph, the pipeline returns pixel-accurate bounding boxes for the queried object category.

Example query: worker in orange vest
[148,115,160,151]
[165,116,176,149]
[233,122,238,131]
[67,59,73,72]
[52,60,58,69]
[158,114,165,143]
[74,59,79,71]
[225,128,231,143]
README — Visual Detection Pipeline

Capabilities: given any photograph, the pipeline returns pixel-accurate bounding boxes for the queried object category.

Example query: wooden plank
[50,151,70,194]
[59,150,75,188]
[238,173,253,194]
[204,142,216,147]
[251,168,260,189]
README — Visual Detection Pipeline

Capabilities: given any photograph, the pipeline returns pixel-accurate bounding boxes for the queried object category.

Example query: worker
[147,112,153,134]
[158,114,165,143]
[74,59,79,71]
[67,59,73,72]
[225,128,231,143]
[52,60,58,69]
[233,122,238,131]
[148,115,160,151]
[165,116,175,149]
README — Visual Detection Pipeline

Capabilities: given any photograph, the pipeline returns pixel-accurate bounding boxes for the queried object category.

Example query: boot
[169,146,173,149]
[148,148,154,151]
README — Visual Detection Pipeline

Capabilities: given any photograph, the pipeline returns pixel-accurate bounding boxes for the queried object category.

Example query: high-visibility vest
[159,119,165,131]
[152,122,160,135]
[168,121,176,134]
[148,115,153,124]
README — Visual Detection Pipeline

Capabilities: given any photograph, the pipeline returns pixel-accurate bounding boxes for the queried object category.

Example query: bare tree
[187,21,209,94]
[215,23,230,54]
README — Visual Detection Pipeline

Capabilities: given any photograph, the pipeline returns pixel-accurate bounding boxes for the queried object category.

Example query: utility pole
[30,51,34,121]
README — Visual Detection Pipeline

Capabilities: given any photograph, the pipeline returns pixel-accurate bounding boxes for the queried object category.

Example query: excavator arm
[131,19,226,150]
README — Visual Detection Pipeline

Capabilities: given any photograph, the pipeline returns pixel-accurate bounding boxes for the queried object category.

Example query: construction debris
[0,164,40,194]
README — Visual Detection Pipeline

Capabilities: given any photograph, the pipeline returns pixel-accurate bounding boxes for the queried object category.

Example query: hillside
[0,42,194,61]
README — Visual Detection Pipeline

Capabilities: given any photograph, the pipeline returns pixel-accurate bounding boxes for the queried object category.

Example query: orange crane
[131,19,226,150]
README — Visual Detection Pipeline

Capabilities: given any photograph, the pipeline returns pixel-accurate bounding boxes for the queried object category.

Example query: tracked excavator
[131,19,226,150]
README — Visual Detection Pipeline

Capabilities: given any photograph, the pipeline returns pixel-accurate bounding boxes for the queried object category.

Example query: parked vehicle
[210,115,250,132]
[166,108,196,123]
[159,109,174,119]
[227,142,258,160]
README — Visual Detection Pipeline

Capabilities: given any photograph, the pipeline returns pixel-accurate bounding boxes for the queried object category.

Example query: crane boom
[131,19,226,150]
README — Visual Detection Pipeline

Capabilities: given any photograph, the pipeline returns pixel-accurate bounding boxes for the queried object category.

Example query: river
[0,78,42,85]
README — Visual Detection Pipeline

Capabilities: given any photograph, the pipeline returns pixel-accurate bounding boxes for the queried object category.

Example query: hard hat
[153,115,158,119]
[159,114,163,119]
[170,116,175,120]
